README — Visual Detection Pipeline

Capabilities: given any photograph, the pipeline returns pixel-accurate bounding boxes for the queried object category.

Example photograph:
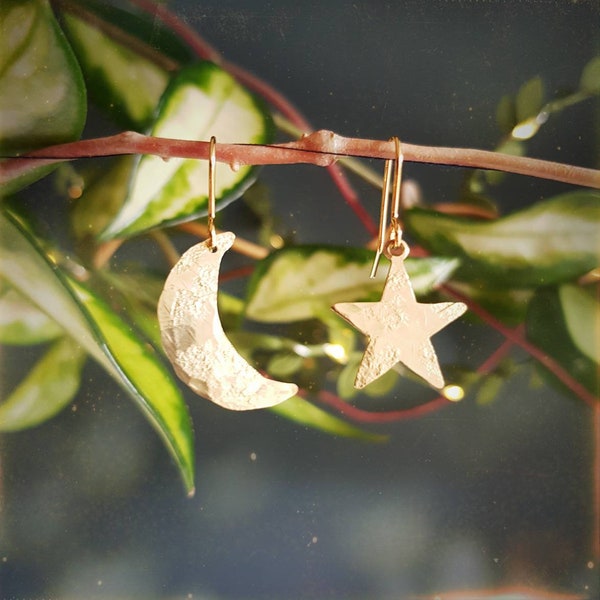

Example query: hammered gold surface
[333,255,466,389]
[158,232,298,410]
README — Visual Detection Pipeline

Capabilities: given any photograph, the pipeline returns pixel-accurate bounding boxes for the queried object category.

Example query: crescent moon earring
[332,137,467,390]
[157,137,298,410]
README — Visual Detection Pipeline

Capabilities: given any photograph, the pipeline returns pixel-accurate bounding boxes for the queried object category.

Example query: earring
[157,136,298,410]
[332,137,467,390]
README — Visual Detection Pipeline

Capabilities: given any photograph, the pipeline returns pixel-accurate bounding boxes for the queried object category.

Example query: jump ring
[384,238,410,260]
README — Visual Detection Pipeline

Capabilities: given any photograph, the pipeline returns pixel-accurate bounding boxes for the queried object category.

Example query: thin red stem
[478,334,519,373]
[318,390,450,423]
[325,162,378,237]
[316,337,515,424]
[445,284,599,408]
[219,266,256,283]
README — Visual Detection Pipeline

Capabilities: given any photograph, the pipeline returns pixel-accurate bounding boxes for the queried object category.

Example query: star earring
[332,137,467,390]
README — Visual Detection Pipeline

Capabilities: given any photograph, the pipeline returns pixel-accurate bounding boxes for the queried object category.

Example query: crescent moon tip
[279,382,299,400]
[248,380,299,410]
[228,380,298,411]
[214,230,236,250]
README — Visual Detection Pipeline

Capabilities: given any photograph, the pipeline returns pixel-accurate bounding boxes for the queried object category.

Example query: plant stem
[316,337,516,424]
[5,130,599,189]
[317,390,450,423]
[92,239,123,270]
[445,283,599,408]
[150,230,180,267]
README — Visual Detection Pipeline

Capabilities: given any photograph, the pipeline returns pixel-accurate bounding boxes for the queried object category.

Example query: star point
[332,256,466,390]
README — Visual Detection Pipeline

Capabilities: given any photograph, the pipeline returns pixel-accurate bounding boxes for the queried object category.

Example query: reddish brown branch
[4,130,599,189]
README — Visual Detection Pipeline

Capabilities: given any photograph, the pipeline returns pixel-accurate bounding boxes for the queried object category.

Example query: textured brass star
[332,255,466,389]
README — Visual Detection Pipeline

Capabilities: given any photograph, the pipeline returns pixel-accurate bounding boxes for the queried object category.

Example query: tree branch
[3,130,599,189]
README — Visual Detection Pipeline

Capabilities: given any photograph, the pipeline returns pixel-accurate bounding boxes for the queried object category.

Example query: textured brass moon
[158,232,298,410]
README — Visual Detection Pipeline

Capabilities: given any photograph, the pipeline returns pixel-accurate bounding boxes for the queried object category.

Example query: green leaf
[0,282,63,344]
[92,267,166,349]
[245,245,460,323]
[242,181,281,247]
[405,190,600,288]
[70,157,135,241]
[559,284,599,363]
[217,291,246,331]
[62,13,169,129]
[66,278,195,491]
[337,354,361,399]
[0,0,86,193]
[0,337,86,431]
[337,351,398,399]
[317,306,357,361]
[0,0,86,155]
[269,396,386,442]
[0,210,195,494]
[0,211,110,366]
[495,93,517,134]
[475,372,504,406]
[526,286,598,399]
[363,367,398,398]
[63,0,193,65]
[101,62,274,239]
[267,352,305,379]
[100,266,167,310]
[228,330,290,357]
[580,56,600,94]
[449,282,533,325]
[515,75,545,122]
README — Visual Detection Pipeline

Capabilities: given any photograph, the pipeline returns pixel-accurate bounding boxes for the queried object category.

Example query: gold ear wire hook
[369,155,393,278]
[389,137,403,249]
[370,137,402,278]
[207,136,217,250]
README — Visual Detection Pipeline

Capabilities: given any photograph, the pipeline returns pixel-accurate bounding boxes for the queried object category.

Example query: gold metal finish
[207,136,217,249]
[370,137,403,278]
[333,255,466,389]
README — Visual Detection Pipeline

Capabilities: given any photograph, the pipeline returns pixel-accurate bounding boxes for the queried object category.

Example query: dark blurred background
[1,1,599,598]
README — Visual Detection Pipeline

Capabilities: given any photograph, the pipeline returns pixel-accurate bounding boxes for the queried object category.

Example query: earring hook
[207,136,217,249]
[389,137,403,249]
[370,137,403,278]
